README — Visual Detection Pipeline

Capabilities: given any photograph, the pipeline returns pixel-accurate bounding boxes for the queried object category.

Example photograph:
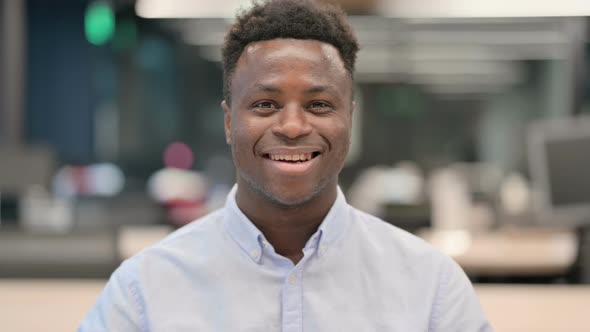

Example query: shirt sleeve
[78,259,147,332]
[429,255,493,332]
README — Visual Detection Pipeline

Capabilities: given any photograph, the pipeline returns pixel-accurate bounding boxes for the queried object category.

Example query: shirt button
[319,246,327,255]
[250,249,260,259]
[289,275,297,285]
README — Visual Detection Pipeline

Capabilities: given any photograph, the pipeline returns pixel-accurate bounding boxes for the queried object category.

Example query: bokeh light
[52,163,125,198]
[88,163,125,196]
[84,1,115,46]
[147,168,207,203]
[163,141,194,169]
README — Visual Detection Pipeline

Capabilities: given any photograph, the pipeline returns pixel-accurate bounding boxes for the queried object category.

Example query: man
[80,0,491,331]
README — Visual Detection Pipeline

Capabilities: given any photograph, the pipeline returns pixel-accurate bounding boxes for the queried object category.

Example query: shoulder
[349,206,440,256]
[154,209,225,249]
[120,209,226,274]
[348,206,452,270]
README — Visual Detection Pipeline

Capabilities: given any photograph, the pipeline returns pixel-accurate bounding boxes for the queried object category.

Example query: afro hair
[221,0,359,103]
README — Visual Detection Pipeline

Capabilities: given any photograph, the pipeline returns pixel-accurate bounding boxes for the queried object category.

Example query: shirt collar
[222,184,351,263]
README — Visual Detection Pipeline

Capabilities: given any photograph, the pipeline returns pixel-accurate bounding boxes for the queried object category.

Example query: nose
[271,103,312,140]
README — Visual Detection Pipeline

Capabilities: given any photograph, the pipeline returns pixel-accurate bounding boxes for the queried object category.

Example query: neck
[235,181,337,264]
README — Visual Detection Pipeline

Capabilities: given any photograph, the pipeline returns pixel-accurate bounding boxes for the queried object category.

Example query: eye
[253,101,275,108]
[308,101,333,113]
[310,101,328,108]
[251,101,279,114]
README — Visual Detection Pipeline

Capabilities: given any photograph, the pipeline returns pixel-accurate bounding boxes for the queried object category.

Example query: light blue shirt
[79,186,491,331]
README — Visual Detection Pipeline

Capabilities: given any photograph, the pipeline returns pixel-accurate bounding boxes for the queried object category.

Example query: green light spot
[85,1,115,46]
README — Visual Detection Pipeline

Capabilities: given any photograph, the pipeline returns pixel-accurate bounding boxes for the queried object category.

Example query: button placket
[281,262,307,332]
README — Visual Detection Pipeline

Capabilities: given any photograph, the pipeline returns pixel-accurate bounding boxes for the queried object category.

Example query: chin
[243,174,329,208]
[266,189,319,208]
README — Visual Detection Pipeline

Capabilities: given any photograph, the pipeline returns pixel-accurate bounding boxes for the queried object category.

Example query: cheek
[315,119,351,173]
[230,116,266,158]
[325,118,352,151]
[231,129,251,163]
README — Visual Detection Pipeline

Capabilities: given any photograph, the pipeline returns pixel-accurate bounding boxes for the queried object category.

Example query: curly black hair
[221,0,359,103]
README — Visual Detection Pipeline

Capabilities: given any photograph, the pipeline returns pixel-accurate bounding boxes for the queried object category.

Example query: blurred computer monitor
[528,116,590,226]
[0,145,56,224]
[0,145,56,192]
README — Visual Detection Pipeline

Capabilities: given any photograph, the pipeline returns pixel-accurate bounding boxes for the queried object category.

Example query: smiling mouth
[263,151,321,163]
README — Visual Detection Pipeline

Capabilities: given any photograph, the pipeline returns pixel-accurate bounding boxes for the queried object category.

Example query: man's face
[223,39,353,207]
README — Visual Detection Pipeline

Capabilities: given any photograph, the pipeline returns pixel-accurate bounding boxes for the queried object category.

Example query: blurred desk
[0,225,172,278]
[1,281,589,332]
[0,279,105,332]
[478,285,590,332]
[0,229,119,278]
[419,227,578,276]
[0,226,172,330]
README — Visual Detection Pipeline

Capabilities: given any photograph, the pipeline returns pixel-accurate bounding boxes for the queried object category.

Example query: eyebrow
[304,85,339,97]
[252,84,281,93]
[251,84,340,97]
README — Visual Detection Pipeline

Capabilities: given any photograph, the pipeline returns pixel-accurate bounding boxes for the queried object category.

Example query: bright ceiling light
[136,0,252,18]
[381,0,590,18]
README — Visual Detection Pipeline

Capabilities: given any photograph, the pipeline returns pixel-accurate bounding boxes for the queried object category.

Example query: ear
[221,100,232,145]
[350,100,355,126]
[348,100,355,143]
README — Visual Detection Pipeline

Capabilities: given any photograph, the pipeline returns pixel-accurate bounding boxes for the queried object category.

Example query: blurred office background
[1,0,590,330]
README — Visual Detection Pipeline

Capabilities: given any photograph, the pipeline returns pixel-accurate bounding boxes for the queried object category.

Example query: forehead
[231,39,350,96]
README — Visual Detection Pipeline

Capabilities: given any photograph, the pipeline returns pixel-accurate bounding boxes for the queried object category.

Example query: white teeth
[268,153,314,161]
